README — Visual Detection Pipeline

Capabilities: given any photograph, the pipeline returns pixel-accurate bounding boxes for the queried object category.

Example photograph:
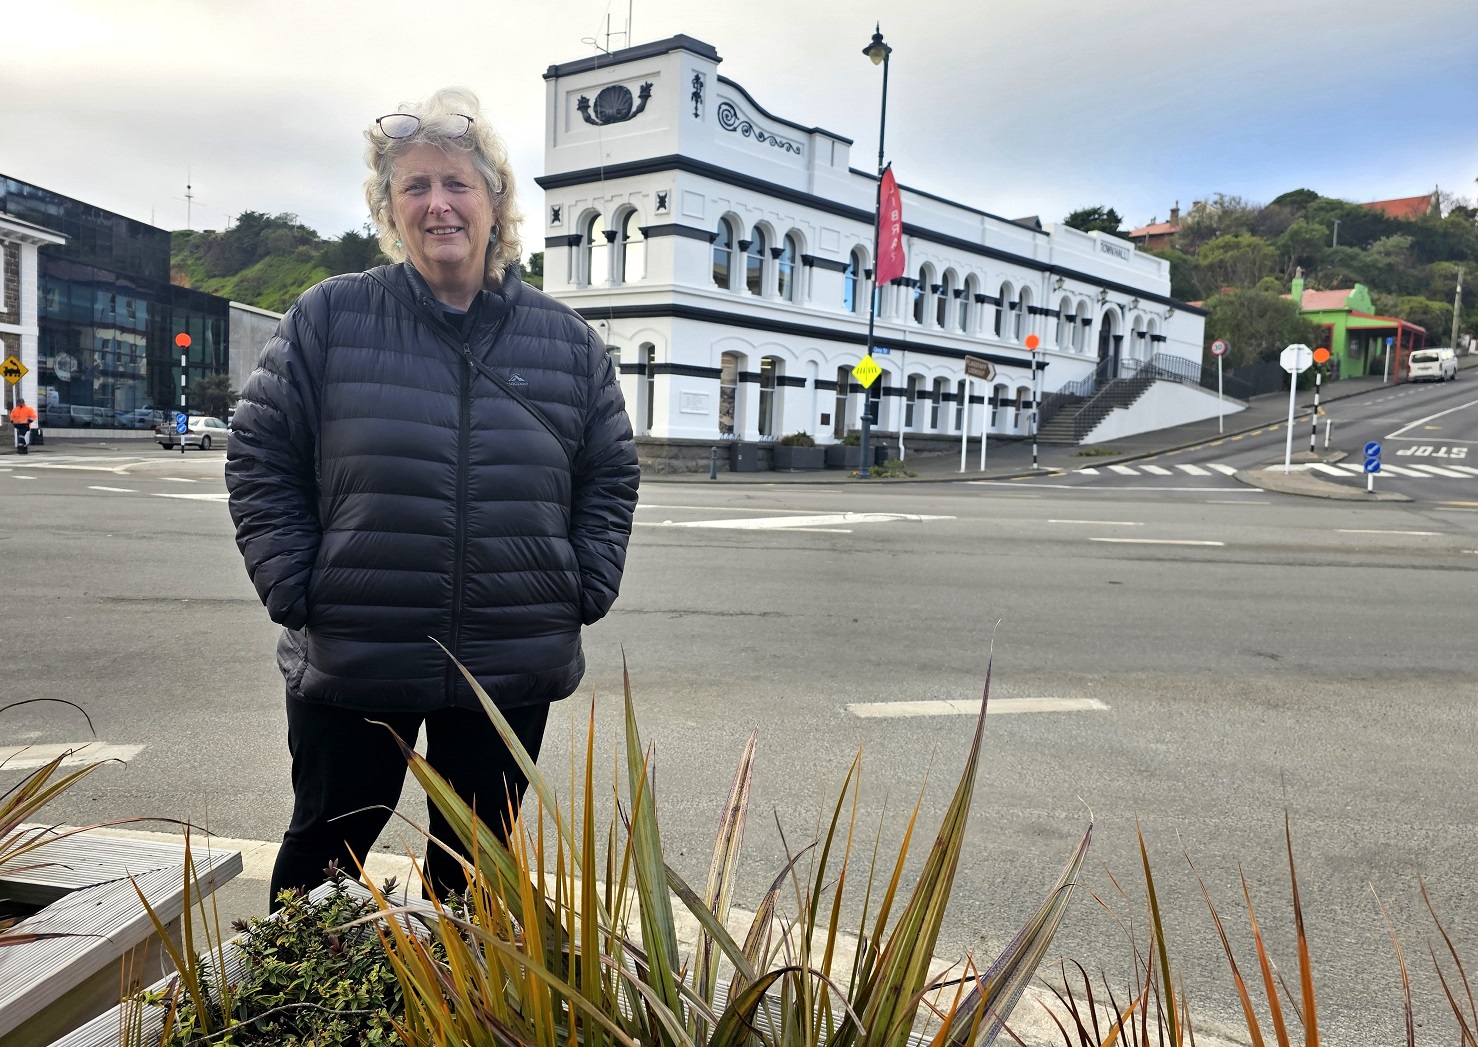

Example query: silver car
[155,415,228,450]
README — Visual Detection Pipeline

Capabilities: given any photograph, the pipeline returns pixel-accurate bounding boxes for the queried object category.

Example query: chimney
[1291,270,1305,308]
[1169,201,1180,223]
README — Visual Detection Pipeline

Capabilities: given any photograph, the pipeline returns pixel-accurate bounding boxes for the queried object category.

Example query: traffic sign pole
[175,332,192,454]
[1279,344,1313,473]
[959,378,970,473]
[1364,441,1381,494]
[1209,339,1229,433]
[1025,334,1041,471]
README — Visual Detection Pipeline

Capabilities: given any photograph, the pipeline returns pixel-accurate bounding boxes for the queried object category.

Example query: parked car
[1408,347,1457,382]
[154,415,228,450]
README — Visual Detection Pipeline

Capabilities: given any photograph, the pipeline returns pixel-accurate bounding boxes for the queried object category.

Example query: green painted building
[1286,278,1427,380]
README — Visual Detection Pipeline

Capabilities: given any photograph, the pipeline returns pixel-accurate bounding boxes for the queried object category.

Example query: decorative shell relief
[716,101,803,155]
[577,82,653,126]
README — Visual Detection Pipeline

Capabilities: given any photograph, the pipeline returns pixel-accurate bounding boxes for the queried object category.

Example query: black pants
[269,694,549,910]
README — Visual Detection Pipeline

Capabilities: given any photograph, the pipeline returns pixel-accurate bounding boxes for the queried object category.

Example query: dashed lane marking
[1207,464,1239,475]
[848,697,1109,718]
[1047,519,1143,526]
[153,492,229,502]
[159,477,198,483]
[1089,537,1225,546]
[1337,529,1444,536]
[1140,465,1173,476]
[635,512,954,530]
[1107,465,1139,475]
[1178,463,1212,476]
[1,742,146,771]
[88,485,137,493]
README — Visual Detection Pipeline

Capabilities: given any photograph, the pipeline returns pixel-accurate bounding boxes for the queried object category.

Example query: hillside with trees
[1078,190,1476,367]
[171,211,543,313]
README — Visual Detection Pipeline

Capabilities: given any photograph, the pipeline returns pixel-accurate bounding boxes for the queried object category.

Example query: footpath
[653,361,1477,498]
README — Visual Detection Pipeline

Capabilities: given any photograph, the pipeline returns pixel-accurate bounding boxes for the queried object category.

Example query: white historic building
[0,213,66,411]
[537,35,1213,459]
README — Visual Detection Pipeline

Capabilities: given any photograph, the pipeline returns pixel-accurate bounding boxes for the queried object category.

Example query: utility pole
[185,167,193,231]
[1451,267,1464,351]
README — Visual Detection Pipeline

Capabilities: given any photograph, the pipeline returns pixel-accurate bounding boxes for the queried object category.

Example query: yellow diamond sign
[1,356,27,385]
[852,354,882,389]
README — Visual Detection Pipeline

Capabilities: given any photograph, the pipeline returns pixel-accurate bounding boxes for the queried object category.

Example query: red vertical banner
[875,167,906,286]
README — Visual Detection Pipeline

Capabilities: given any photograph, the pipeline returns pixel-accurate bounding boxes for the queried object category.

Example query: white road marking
[1140,465,1172,475]
[1107,465,1139,475]
[1385,398,1478,440]
[1309,463,1353,476]
[969,482,1250,492]
[153,492,229,502]
[88,485,137,493]
[1337,529,1443,536]
[1073,466,1100,474]
[1047,519,1143,526]
[12,475,36,480]
[847,697,1109,718]
[637,504,837,514]
[159,477,198,483]
[1207,499,1267,504]
[636,512,953,530]
[1207,463,1239,475]
[1375,464,1432,478]
[1090,537,1225,546]
[1176,463,1212,476]
[1403,463,1470,478]
[0,742,146,771]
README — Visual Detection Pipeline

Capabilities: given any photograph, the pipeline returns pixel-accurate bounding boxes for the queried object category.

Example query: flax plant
[358,655,1093,1047]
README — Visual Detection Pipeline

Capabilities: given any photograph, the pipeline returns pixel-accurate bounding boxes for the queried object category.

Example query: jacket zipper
[447,343,472,705]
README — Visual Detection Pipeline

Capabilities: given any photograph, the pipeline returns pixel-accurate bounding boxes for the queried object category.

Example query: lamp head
[863,24,891,65]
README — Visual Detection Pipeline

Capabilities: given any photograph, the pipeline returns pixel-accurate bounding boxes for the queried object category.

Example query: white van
[1408,347,1457,382]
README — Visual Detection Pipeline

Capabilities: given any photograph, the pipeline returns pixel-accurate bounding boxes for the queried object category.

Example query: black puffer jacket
[226,263,639,712]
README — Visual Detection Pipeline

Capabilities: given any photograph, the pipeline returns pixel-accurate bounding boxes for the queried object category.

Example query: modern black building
[0,176,229,429]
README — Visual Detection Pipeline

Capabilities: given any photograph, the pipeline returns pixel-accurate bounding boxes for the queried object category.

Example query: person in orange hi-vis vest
[10,398,37,455]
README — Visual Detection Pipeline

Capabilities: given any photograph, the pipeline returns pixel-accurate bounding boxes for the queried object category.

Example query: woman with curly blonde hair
[228,87,639,907]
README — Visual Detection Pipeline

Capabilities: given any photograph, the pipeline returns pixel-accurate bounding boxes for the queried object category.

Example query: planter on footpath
[0,830,242,1047]
[772,444,824,471]
[729,442,764,472]
[824,443,862,469]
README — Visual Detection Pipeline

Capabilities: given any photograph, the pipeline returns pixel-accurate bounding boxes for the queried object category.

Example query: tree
[520,251,544,290]
[1174,194,1261,254]
[1145,248,1197,301]
[1063,206,1124,236]
[191,373,239,418]
[1203,289,1322,366]
[1269,188,1319,213]
[1193,234,1278,297]
[322,226,388,275]
[1276,218,1330,277]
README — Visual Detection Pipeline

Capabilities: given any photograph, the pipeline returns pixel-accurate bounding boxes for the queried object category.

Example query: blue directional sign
[175,413,189,435]
[1364,457,1381,474]
[1364,441,1381,458]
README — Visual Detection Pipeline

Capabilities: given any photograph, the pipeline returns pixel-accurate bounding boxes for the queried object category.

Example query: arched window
[904,374,919,429]
[618,211,645,283]
[758,357,782,437]
[913,266,932,325]
[584,212,608,286]
[745,227,767,295]
[954,379,967,431]
[937,271,955,328]
[843,248,864,312]
[834,365,852,439]
[930,377,947,430]
[994,282,1013,338]
[777,234,799,302]
[1073,302,1088,352]
[719,352,741,435]
[1015,287,1032,341]
[641,343,657,432]
[960,276,976,333]
[991,383,1008,429]
[712,219,735,289]
[1056,296,1072,348]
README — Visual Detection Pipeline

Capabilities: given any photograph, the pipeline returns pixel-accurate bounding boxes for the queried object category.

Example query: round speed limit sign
[1209,339,1229,357]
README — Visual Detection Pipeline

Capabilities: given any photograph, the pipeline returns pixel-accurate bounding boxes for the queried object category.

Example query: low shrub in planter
[777,431,816,446]
[130,867,411,1046]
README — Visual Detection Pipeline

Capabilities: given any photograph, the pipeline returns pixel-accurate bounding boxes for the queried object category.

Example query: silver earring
[488,225,500,244]
[394,238,401,248]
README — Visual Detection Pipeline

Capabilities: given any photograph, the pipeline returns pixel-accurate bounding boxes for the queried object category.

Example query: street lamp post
[859,25,891,479]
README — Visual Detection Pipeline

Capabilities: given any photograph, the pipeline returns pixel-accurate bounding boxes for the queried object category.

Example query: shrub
[778,431,816,446]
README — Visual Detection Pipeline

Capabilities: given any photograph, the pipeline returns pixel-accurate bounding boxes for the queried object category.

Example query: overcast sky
[6,0,1476,245]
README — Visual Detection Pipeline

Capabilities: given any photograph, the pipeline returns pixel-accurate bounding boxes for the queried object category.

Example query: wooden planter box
[0,830,241,1047]
[772,445,824,471]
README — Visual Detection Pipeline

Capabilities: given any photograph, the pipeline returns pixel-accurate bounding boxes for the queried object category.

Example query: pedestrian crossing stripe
[1073,462,1477,479]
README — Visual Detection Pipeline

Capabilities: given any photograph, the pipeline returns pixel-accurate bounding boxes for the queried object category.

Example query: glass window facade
[1,176,231,428]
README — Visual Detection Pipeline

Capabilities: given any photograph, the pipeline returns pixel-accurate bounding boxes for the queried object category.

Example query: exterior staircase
[1038,374,1155,444]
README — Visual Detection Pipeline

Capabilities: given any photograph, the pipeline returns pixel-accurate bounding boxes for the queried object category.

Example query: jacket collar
[389,262,522,326]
